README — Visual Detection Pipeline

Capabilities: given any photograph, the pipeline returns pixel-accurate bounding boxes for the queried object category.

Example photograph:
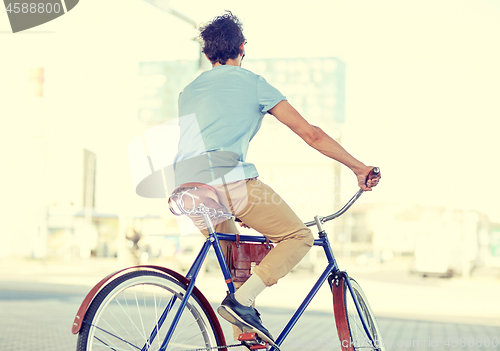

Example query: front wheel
[332,275,385,351]
[77,270,224,351]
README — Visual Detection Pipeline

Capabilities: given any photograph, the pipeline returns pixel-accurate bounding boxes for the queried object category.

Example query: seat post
[202,213,215,235]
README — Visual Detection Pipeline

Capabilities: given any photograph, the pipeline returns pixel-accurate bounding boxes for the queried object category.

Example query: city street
[0,258,499,350]
[2,2,500,351]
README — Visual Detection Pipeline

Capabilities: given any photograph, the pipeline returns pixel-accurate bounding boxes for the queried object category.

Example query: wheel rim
[82,273,218,351]
[345,281,384,351]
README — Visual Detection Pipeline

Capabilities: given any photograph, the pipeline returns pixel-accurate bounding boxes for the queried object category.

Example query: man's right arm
[268,100,380,190]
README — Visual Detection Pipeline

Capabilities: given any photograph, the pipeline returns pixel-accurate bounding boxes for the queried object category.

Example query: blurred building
[138,61,199,123]
[0,65,106,259]
[0,1,199,261]
[336,202,495,277]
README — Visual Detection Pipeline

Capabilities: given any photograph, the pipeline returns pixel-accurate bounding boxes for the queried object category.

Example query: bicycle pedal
[238,333,268,349]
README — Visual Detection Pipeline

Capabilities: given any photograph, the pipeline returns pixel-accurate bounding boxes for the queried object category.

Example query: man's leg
[215,178,314,344]
[234,178,314,287]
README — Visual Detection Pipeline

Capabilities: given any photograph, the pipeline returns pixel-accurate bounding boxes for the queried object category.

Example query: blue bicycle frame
[154,188,376,351]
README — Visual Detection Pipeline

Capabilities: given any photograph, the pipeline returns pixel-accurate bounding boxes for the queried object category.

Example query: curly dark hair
[199,11,246,65]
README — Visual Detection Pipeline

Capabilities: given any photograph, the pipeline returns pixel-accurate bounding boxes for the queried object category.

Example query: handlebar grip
[365,167,380,186]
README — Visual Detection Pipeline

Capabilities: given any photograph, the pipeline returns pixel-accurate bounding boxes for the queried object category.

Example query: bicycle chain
[179,342,246,351]
[180,341,281,351]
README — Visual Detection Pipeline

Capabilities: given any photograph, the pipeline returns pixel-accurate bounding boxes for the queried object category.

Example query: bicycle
[72,167,384,351]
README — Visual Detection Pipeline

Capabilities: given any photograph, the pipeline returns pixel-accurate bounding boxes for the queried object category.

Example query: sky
[1,0,500,222]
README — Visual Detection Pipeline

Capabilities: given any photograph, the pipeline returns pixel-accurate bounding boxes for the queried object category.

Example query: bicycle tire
[333,276,385,351]
[77,270,225,351]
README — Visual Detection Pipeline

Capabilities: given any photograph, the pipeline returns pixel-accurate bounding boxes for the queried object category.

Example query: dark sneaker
[217,292,274,345]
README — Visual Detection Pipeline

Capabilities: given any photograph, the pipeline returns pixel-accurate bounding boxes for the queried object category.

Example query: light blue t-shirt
[173,65,286,186]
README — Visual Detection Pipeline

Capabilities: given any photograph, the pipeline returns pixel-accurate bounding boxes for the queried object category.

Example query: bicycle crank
[179,344,282,351]
[178,342,246,351]
[178,334,282,351]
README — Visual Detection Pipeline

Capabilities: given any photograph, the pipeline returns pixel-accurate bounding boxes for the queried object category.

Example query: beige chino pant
[193,178,314,286]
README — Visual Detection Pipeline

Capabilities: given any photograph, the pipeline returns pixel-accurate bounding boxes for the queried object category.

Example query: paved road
[0,278,499,351]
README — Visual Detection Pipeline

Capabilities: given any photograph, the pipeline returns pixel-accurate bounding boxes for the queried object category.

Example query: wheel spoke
[87,321,141,350]
[94,335,125,351]
[134,286,149,349]
[123,288,139,346]
[101,295,139,347]
[98,316,137,351]
[77,271,221,351]
[116,294,147,343]
[154,288,162,350]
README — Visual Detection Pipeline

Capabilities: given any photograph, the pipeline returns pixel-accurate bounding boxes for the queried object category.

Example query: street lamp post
[140,0,208,71]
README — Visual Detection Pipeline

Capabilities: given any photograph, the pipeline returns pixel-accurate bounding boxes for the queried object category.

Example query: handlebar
[365,166,380,186]
[304,167,380,228]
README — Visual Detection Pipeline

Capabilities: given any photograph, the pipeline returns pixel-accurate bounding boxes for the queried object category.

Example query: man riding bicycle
[173,11,380,345]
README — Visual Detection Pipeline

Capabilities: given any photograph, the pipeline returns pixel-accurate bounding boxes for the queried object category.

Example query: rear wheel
[77,270,224,351]
[332,274,385,351]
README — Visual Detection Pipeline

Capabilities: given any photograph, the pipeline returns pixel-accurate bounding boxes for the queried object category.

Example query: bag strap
[233,234,270,249]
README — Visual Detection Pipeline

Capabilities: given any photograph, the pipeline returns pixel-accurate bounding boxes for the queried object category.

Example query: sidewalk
[1,256,499,327]
[1,257,499,351]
